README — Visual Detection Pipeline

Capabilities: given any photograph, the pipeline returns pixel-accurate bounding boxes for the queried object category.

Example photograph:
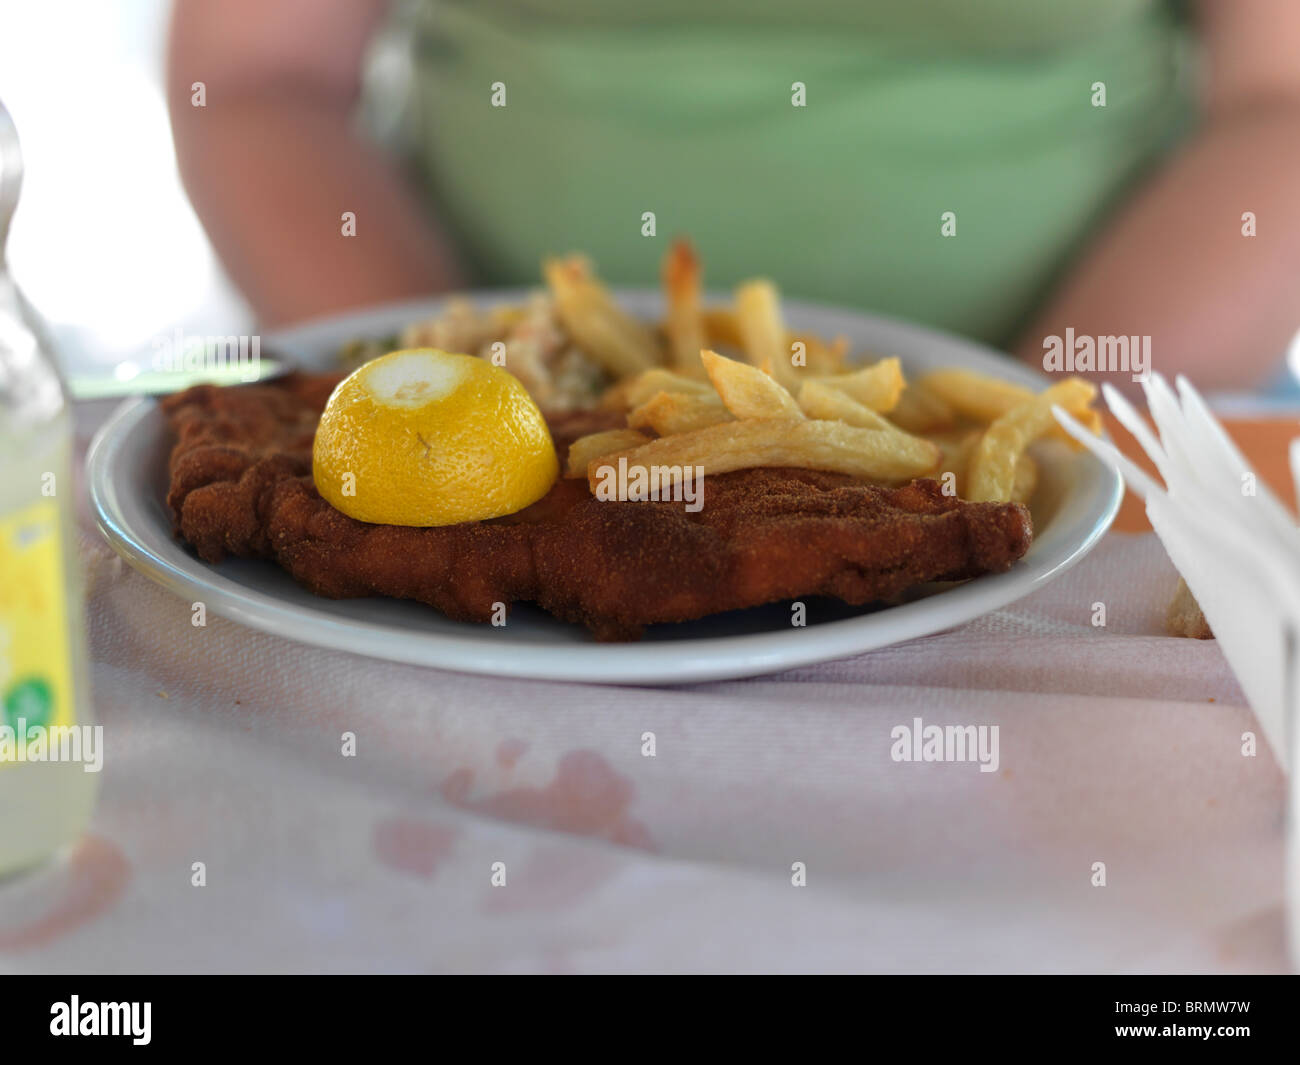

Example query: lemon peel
[312,348,558,526]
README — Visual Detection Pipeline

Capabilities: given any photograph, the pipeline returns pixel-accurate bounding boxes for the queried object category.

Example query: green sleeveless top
[390,0,1192,348]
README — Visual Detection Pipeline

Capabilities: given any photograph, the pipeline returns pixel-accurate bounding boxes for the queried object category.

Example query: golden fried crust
[161,373,1033,641]
[1166,576,1213,639]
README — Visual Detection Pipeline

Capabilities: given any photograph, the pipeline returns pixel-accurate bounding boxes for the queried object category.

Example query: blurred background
[0,0,250,375]
[2,1,1297,401]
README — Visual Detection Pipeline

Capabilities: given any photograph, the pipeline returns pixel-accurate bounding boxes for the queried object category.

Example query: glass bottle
[0,97,99,877]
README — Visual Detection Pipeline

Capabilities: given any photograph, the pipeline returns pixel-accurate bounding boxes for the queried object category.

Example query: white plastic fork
[1054,382,1300,967]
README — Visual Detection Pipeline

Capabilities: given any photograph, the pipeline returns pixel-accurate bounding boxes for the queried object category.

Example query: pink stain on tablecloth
[496,738,528,770]
[442,749,654,851]
[371,817,459,879]
[1212,906,1288,973]
[0,835,130,951]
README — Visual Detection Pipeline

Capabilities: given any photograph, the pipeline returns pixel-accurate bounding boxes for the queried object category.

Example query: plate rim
[86,292,1123,686]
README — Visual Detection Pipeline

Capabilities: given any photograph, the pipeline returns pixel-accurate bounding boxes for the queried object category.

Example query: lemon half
[312,348,558,526]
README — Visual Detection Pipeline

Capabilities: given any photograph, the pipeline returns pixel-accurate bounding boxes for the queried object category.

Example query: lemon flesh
[312,348,559,526]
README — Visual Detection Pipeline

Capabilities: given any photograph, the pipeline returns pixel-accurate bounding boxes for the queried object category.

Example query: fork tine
[1101,382,1169,486]
[1173,374,1300,547]
[1053,405,1164,502]
[1142,373,1199,485]
[1174,375,1254,483]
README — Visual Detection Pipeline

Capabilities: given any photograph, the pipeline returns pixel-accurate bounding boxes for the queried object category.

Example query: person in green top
[168,0,1300,390]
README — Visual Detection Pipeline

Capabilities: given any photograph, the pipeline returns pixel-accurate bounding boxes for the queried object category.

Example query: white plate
[87,290,1121,685]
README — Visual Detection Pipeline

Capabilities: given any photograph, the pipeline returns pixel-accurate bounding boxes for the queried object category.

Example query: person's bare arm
[1015,0,1300,389]
[168,0,462,327]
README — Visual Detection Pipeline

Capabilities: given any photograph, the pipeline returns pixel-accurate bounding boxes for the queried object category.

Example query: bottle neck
[0,100,66,439]
[0,98,22,266]
[0,273,66,439]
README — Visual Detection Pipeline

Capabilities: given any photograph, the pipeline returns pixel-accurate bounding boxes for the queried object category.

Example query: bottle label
[0,498,76,768]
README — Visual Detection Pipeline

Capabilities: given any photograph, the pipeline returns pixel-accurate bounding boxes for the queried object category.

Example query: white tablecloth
[0,402,1286,973]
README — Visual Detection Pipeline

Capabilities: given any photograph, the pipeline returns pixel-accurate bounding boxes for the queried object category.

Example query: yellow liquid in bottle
[0,414,99,878]
[0,95,98,877]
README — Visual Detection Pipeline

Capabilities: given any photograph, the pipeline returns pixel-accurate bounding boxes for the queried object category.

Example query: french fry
[793,332,850,375]
[544,256,661,377]
[628,390,733,435]
[701,307,746,352]
[888,384,955,433]
[787,374,1050,503]
[599,367,709,412]
[919,368,1101,445]
[797,380,906,434]
[1073,407,1104,436]
[813,357,905,412]
[733,280,784,365]
[565,429,652,478]
[917,369,1035,424]
[1010,453,1038,505]
[598,375,637,412]
[703,310,845,374]
[588,417,940,493]
[734,280,799,388]
[926,429,982,499]
[662,239,706,373]
[621,368,713,409]
[701,349,804,420]
[966,379,1098,502]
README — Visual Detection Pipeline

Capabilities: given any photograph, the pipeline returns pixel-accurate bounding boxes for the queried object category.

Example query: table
[0,402,1292,973]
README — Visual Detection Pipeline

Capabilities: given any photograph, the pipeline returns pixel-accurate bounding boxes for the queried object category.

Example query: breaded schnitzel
[162,373,1033,640]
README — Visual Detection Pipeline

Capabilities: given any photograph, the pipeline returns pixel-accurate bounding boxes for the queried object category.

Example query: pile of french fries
[542,242,849,385]
[557,240,1102,505]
